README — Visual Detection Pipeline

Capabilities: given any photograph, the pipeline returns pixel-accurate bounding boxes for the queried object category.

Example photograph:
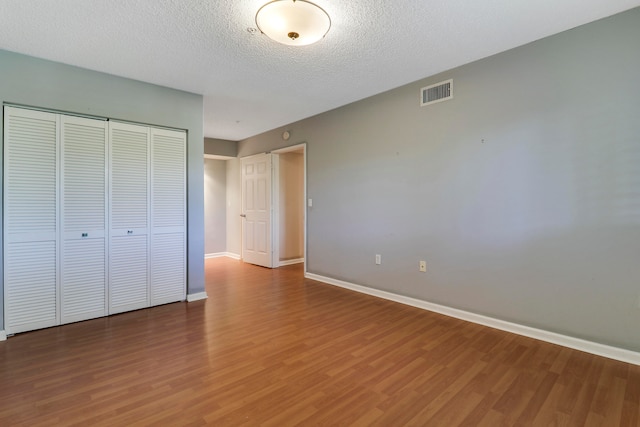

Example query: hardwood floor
[1,257,638,426]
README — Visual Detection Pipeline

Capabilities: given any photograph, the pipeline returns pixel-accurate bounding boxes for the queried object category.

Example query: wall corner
[187,292,208,302]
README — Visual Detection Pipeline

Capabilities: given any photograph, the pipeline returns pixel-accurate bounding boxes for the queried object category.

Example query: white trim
[187,292,208,302]
[305,273,640,366]
[204,154,235,160]
[271,154,280,268]
[272,143,306,155]
[304,148,307,276]
[205,252,228,259]
[205,252,241,260]
[0,331,6,341]
[3,102,109,121]
[279,258,304,266]
[272,142,307,275]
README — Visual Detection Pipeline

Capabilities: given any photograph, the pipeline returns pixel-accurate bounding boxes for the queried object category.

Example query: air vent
[421,79,453,106]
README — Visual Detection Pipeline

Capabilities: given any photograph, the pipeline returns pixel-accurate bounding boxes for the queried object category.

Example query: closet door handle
[240,214,246,218]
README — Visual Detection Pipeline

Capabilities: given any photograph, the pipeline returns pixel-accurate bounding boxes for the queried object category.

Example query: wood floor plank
[0,257,638,426]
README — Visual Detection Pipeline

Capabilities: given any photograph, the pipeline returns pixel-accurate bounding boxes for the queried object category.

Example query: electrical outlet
[419,261,427,272]
[375,254,381,265]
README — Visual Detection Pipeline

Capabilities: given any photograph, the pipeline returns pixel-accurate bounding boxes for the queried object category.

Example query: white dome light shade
[256,0,331,46]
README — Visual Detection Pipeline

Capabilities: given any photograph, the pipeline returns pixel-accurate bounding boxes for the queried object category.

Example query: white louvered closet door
[3,107,59,334]
[60,116,108,324]
[109,121,150,314]
[150,128,186,306]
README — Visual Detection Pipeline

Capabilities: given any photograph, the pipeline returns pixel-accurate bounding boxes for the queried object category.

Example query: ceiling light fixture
[255,0,331,46]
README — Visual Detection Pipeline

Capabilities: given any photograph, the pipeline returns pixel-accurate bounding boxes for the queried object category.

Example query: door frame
[271,143,307,271]
[240,143,307,271]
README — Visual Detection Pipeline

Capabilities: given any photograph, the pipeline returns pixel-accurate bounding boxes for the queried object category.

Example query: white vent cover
[421,79,453,106]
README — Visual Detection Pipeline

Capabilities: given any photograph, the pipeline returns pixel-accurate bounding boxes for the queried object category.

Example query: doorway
[240,143,306,270]
[273,145,306,268]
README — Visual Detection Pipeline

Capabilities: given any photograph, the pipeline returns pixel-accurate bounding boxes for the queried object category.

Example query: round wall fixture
[282,131,291,140]
[255,0,331,46]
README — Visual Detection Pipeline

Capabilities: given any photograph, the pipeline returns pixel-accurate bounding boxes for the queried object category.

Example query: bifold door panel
[3,107,186,335]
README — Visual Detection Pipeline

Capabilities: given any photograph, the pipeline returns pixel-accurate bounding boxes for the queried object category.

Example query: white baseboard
[279,258,304,267]
[305,273,640,366]
[205,252,223,259]
[187,292,208,302]
[205,252,241,260]
[0,330,6,341]
[205,252,226,259]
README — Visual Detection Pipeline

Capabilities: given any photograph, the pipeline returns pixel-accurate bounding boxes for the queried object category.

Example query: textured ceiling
[0,0,639,141]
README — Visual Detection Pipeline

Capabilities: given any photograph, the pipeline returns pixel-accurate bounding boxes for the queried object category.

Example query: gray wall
[0,50,205,330]
[239,9,640,352]
[205,137,237,158]
[204,159,227,254]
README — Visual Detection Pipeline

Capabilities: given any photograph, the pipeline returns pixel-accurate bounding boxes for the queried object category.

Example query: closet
[3,106,186,335]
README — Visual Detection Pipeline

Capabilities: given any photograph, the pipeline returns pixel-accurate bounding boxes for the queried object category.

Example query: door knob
[240,214,246,218]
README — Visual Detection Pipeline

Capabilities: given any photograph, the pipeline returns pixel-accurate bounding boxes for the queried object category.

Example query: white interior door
[109,121,150,314]
[60,115,108,324]
[150,128,186,305]
[241,153,273,268]
[3,107,60,334]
